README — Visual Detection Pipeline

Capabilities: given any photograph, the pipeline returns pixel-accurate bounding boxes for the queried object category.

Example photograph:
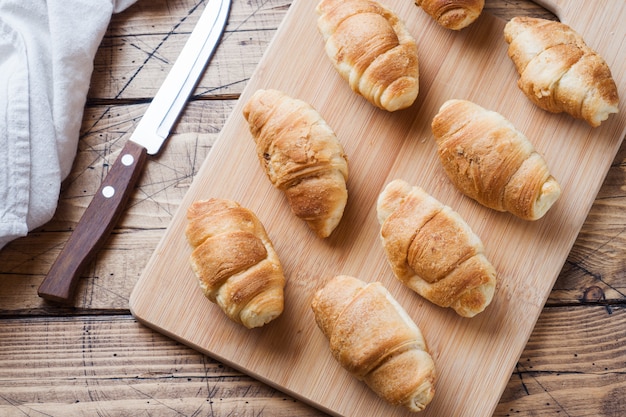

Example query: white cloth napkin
[0,0,137,250]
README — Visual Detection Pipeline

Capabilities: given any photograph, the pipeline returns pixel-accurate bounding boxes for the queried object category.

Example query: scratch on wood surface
[80,0,206,145]
[564,259,624,310]
[202,354,218,415]
[512,362,573,417]
[119,0,206,100]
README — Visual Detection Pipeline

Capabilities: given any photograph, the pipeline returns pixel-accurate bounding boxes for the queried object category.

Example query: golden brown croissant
[415,0,484,30]
[185,198,286,329]
[377,179,496,317]
[432,99,561,221]
[311,275,436,412]
[242,89,349,238]
[316,0,419,111]
[504,16,619,127]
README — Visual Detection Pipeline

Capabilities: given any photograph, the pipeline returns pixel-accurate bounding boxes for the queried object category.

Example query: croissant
[432,99,561,220]
[415,0,484,30]
[377,179,496,317]
[316,0,419,111]
[504,16,619,127]
[185,198,286,329]
[242,89,349,238]
[311,275,436,412]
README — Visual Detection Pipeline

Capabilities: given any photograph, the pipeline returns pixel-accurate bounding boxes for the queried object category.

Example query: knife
[38,0,231,304]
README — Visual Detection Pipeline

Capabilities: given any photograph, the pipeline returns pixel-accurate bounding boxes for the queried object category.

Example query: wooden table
[1,0,624,415]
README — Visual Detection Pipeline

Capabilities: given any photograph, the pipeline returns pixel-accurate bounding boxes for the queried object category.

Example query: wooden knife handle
[38,141,148,304]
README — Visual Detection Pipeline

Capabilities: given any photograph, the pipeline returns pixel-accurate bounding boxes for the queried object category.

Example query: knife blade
[38,0,231,304]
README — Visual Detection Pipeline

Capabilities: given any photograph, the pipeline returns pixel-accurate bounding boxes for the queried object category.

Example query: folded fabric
[0,0,137,250]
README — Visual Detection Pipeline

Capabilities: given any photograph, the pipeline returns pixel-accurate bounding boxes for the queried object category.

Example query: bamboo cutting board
[130,0,626,415]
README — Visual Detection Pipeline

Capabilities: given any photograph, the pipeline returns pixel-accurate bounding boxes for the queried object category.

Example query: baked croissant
[432,99,561,221]
[504,16,619,127]
[311,275,436,412]
[316,0,419,111]
[415,0,484,30]
[243,89,349,238]
[185,198,286,329]
[377,179,497,317]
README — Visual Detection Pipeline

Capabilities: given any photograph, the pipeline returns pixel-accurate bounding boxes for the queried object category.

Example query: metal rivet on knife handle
[37,141,148,304]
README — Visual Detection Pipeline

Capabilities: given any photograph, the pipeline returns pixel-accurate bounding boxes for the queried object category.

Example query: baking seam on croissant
[185,198,286,329]
[316,0,420,111]
[377,179,497,317]
[311,275,436,412]
[243,89,349,238]
[432,99,561,221]
[504,16,619,127]
[415,0,484,30]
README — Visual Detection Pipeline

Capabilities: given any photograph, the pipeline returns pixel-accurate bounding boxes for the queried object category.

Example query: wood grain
[0,0,625,416]
[90,0,289,100]
[1,308,624,416]
[129,0,626,415]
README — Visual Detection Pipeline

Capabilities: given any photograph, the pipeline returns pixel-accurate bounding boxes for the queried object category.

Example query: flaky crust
[504,16,619,127]
[311,275,436,412]
[432,99,561,221]
[242,89,349,238]
[377,179,496,317]
[415,0,484,30]
[316,0,419,111]
[185,198,285,329]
